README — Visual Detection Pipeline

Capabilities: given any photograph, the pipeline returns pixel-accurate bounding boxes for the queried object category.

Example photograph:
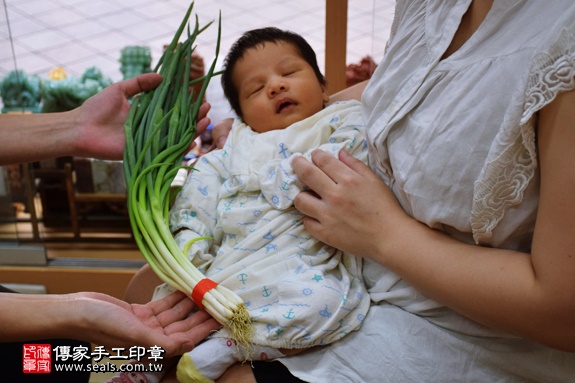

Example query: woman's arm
[0,73,160,165]
[327,80,368,104]
[0,291,220,357]
[0,73,210,165]
[292,88,575,351]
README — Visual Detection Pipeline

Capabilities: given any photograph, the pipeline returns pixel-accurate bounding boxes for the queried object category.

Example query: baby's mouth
[276,98,296,113]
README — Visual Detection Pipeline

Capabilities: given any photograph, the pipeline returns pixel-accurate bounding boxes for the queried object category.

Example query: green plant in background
[120,46,152,80]
[0,70,42,113]
[40,67,112,113]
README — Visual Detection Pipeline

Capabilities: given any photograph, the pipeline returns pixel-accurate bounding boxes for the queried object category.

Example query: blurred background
[0,0,394,298]
[0,0,393,82]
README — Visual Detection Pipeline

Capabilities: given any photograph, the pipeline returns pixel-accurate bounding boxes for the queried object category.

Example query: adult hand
[71,73,211,160]
[71,73,162,160]
[189,52,206,103]
[212,118,233,149]
[73,290,220,357]
[190,52,206,80]
[293,149,409,259]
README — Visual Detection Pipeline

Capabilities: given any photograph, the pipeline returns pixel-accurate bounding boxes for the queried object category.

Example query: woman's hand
[294,88,575,350]
[211,118,234,149]
[71,73,162,160]
[71,73,211,160]
[73,291,220,357]
[293,149,408,260]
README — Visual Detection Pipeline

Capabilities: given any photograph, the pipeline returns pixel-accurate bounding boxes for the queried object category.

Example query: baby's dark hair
[221,27,326,119]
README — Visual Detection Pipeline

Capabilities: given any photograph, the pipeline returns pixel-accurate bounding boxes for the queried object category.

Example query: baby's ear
[323,92,330,104]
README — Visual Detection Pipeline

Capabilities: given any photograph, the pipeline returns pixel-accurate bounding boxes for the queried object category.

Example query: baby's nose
[268,79,287,97]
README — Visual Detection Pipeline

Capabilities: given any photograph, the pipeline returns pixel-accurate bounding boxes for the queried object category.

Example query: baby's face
[232,41,329,133]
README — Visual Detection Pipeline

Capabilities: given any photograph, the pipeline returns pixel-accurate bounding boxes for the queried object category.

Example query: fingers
[150,291,195,326]
[190,53,205,76]
[133,292,219,356]
[292,151,338,194]
[162,309,220,355]
[293,149,368,194]
[120,73,163,97]
[150,291,219,334]
[148,290,186,312]
[197,101,210,121]
[196,102,211,137]
[170,315,221,354]
[293,150,370,241]
[212,118,233,149]
[338,149,373,177]
[164,309,219,336]
[292,153,333,221]
[311,149,364,185]
[187,102,211,153]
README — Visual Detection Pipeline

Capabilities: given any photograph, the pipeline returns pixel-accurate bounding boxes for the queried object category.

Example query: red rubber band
[191,278,218,309]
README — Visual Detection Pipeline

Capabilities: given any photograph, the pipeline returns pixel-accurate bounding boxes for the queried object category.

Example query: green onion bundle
[123,2,252,345]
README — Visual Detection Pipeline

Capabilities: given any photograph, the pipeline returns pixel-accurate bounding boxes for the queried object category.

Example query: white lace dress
[280,1,575,381]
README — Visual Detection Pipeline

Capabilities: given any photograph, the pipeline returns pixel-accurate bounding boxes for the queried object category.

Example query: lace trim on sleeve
[471,118,536,245]
[471,28,575,245]
[522,28,575,124]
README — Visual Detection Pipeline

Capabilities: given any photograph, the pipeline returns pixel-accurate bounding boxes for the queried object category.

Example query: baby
[171,27,371,382]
